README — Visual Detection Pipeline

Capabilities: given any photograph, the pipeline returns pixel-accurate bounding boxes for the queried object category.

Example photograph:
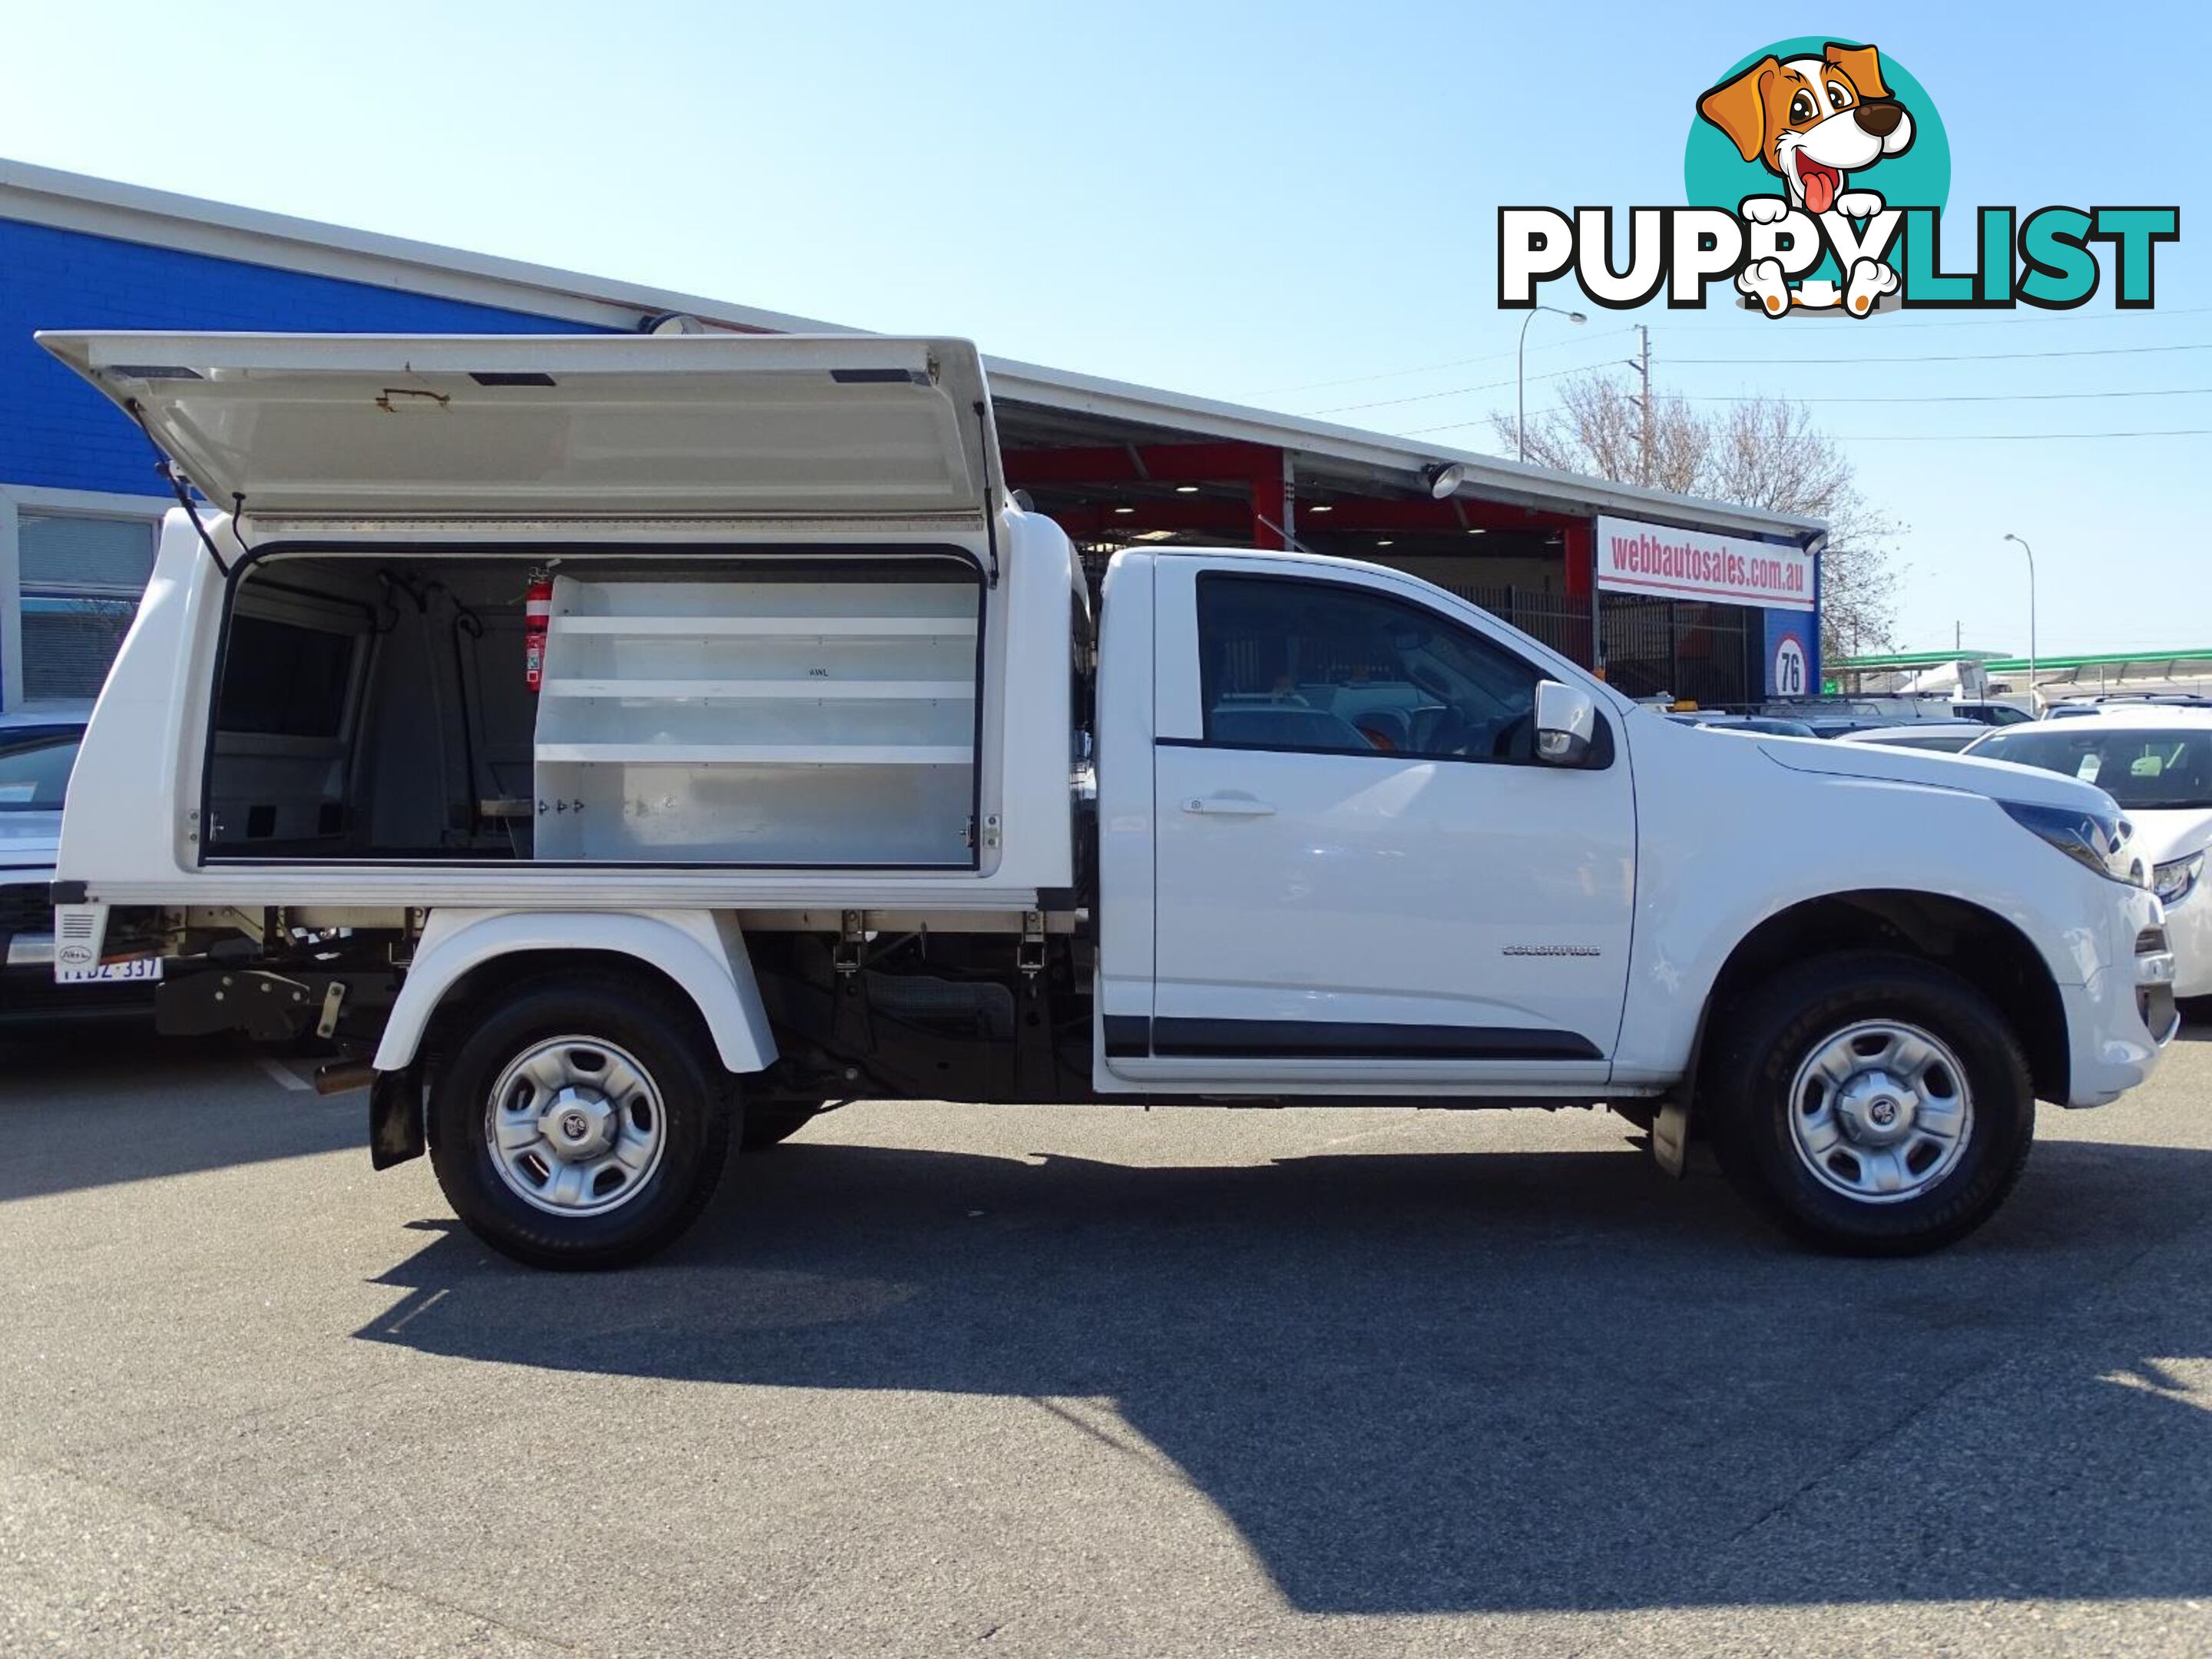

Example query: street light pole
[1518,305,1588,462]
[2002,533,2038,707]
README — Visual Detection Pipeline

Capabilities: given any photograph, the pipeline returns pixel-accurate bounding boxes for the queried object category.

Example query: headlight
[2154,851,2204,905]
[2000,800,2140,885]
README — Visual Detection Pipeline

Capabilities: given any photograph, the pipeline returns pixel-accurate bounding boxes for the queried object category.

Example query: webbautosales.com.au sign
[1500,38,2178,318]
[1596,517,1814,608]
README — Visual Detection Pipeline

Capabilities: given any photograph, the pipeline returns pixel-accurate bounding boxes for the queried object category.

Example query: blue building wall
[0,217,609,498]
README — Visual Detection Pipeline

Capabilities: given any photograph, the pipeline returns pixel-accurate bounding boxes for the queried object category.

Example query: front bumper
[2161,885,2212,999]
[2064,885,2177,1108]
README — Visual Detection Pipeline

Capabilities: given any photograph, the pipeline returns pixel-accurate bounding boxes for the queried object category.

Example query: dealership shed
[0,160,1823,714]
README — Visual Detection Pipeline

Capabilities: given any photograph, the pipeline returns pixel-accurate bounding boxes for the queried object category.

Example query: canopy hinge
[833,910,866,977]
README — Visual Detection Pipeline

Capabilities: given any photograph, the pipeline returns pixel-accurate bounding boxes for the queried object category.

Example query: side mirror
[1534,680,1598,766]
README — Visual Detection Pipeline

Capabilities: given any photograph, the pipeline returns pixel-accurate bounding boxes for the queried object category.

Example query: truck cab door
[1117,556,1634,1091]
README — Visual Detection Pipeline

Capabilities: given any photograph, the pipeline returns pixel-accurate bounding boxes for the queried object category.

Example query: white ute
[41,330,2177,1266]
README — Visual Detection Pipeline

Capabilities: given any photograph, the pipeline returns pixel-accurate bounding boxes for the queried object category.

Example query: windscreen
[1973,726,2212,809]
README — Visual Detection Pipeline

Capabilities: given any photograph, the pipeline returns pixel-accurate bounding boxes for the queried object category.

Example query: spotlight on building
[1425,462,1469,499]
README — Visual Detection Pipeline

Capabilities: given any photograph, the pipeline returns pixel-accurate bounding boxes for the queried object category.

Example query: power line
[1508,386,2212,426]
[1394,399,2212,439]
[1645,300,2212,335]
[1246,303,2212,400]
[1492,416,2212,442]
[1303,359,1625,416]
[1253,326,1635,396]
[1399,412,1553,436]
[1667,339,2212,366]
[1835,427,2212,442]
[1310,338,2212,418]
[1674,385,2212,406]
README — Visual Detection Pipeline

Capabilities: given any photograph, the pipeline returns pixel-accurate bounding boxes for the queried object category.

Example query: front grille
[2137,927,2169,955]
[0,884,50,935]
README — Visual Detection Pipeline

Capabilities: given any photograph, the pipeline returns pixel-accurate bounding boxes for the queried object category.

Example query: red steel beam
[1038,495,1581,538]
[1003,441,1283,487]
[1045,500,1253,538]
[1296,501,1583,535]
[1251,463,1284,550]
[1562,520,1594,599]
[1012,438,1592,548]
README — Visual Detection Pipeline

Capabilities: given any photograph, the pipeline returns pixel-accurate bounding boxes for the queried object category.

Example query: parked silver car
[0,710,146,1021]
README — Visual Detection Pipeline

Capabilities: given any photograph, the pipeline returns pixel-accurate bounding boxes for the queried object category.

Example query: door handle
[1182,795,1276,816]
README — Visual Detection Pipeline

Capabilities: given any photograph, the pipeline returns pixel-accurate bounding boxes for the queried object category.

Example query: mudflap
[1651,1095,1690,1179]
[369,1065,426,1170]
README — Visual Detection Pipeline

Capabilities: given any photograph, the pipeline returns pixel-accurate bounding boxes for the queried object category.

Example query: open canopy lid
[38,331,1002,521]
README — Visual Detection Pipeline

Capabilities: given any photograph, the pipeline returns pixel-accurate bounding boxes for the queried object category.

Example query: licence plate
[55,955,164,985]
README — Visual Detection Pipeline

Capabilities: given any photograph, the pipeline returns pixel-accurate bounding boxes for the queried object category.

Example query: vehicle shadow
[0,1025,358,1202]
[359,1131,2212,1615]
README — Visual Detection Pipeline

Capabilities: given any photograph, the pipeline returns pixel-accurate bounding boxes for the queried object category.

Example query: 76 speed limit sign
[1772,632,1808,697]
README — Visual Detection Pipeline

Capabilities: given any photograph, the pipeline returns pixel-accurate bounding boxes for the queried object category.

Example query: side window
[216,616,356,739]
[1196,574,1543,762]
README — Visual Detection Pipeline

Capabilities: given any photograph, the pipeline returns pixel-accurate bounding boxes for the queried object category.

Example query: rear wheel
[1706,951,2034,1256]
[428,975,733,1269]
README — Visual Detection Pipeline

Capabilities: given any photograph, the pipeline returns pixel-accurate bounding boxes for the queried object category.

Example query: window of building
[18,513,159,700]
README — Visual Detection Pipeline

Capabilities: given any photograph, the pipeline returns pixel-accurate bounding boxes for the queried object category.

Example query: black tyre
[740,1099,824,1151]
[427,975,733,1270]
[1704,950,2034,1256]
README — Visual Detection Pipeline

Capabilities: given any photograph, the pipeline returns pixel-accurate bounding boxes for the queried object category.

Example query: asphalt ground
[2,1017,2210,1658]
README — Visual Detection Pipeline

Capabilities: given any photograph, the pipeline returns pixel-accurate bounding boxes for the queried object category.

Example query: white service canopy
[38,331,1001,521]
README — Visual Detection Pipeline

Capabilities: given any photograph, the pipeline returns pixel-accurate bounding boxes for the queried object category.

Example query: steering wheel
[1490,710,1535,760]
[1408,704,1455,753]
[1406,661,1454,701]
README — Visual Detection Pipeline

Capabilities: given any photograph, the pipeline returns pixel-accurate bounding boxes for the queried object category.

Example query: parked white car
[1664,713,1819,737]
[1967,707,2212,998]
[1836,724,1989,754]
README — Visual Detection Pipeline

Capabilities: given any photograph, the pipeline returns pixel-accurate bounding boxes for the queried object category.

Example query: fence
[1599,595,1756,706]
[1447,584,1594,667]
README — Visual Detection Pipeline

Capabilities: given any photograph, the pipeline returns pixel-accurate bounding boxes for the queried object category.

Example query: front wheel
[427,975,733,1269]
[1705,951,2034,1256]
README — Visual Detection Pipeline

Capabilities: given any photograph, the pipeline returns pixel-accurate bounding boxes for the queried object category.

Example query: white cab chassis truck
[42,331,2177,1267]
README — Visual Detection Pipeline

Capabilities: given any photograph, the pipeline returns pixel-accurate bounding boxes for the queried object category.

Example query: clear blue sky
[2,0,2204,655]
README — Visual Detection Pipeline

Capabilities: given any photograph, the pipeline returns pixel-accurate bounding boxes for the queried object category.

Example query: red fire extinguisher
[523,568,552,692]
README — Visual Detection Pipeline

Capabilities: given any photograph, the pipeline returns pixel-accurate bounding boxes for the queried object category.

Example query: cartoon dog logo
[1698,42,1915,316]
